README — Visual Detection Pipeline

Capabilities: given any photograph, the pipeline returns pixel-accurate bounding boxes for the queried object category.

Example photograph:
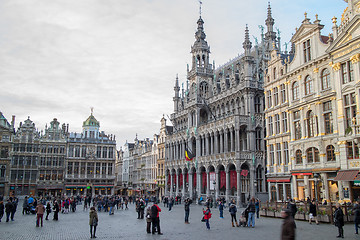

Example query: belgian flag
[185,147,195,161]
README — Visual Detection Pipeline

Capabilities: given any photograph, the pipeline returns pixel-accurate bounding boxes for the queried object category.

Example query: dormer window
[303,39,311,63]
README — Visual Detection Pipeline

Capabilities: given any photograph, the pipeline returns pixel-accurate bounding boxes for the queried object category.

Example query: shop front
[267,176,291,202]
[37,185,64,197]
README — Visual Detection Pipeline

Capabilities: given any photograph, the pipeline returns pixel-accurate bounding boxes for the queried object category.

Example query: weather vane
[90,107,94,115]
[199,0,203,16]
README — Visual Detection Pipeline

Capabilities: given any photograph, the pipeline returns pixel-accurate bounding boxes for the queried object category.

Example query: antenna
[199,0,203,16]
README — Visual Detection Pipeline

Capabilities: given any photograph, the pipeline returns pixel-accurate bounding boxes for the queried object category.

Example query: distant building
[0,112,14,196]
[65,112,116,196]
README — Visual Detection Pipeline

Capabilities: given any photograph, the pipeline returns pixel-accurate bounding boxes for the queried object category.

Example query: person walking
[10,197,17,221]
[22,196,29,215]
[308,200,319,225]
[255,199,260,219]
[53,200,59,221]
[246,197,256,228]
[354,204,360,234]
[146,206,152,233]
[334,203,344,238]
[169,197,174,211]
[229,200,239,227]
[45,202,51,220]
[203,206,212,230]
[184,198,192,224]
[151,202,163,235]
[0,200,4,222]
[89,206,98,238]
[5,199,13,222]
[35,201,45,227]
[219,200,224,219]
[281,208,296,240]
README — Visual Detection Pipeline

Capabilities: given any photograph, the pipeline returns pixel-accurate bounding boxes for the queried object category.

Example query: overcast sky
[0,0,346,149]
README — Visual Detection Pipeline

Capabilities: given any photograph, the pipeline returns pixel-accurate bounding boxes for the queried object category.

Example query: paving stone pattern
[1,201,360,239]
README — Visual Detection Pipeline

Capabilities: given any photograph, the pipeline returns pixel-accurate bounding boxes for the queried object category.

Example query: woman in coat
[89,206,98,238]
[308,200,318,225]
[145,206,152,233]
[334,203,344,238]
[229,200,239,227]
[52,200,59,221]
[45,202,51,220]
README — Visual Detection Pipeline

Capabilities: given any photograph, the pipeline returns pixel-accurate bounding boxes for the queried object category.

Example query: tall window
[282,112,288,132]
[276,143,281,165]
[268,116,273,136]
[294,110,301,140]
[270,145,274,165]
[275,114,280,134]
[296,150,302,164]
[347,142,359,159]
[273,67,277,79]
[274,87,279,106]
[307,110,316,137]
[255,128,262,151]
[292,82,299,100]
[280,84,286,103]
[323,101,333,134]
[255,96,261,113]
[199,81,209,98]
[304,75,313,95]
[75,145,80,157]
[81,146,86,157]
[303,39,311,62]
[267,91,272,108]
[283,142,289,165]
[344,93,357,129]
[307,147,320,163]
[326,145,335,162]
[341,61,354,84]
[102,147,107,158]
[321,68,331,90]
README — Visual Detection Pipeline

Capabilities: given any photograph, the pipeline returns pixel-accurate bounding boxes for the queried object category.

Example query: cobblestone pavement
[1,201,360,240]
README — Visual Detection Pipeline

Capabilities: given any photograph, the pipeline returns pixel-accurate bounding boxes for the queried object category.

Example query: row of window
[13,144,66,154]
[68,146,114,159]
[39,157,65,167]
[67,162,113,175]
[39,170,64,181]
[268,142,289,165]
[10,170,38,181]
[11,155,38,167]
[267,112,288,136]
[295,145,335,164]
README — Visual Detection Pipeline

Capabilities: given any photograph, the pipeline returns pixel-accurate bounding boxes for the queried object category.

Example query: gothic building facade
[0,113,14,196]
[164,5,276,205]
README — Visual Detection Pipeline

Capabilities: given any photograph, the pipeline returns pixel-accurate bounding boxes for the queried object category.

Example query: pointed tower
[243,25,254,81]
[265,2,276,42]
[173,74,180,112]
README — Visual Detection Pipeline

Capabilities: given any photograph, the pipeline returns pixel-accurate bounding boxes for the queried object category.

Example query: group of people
[0,197,18,222]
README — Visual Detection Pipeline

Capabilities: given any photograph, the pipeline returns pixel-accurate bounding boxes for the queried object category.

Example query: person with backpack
[89,206,98,238]
[151,202,163,235]
[203,206,212,230]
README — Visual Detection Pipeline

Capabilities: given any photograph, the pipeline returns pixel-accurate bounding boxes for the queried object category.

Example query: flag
[185,147,195,161]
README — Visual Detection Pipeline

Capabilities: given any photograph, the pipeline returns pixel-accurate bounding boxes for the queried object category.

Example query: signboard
[343,188,350,198]
[209,172,215,190]
[355,181,360,186]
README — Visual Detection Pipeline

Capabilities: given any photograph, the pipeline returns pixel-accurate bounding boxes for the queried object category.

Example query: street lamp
[313,173,320,203]
[254,180,258,198]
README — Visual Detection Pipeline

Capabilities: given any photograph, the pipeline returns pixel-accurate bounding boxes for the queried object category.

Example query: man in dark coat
[151,202,163,235]
[281,208,296,240]
[334,203,344,238]
[354,204,360,234]
[5,199,14,222]
[184,198,192,224]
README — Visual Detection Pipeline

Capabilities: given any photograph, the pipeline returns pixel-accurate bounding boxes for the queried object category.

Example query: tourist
[151,201,163,235]
[203,206,212,230]
[5,199,13,222]
[22,196,29,215]
[10,197,18,221]
[219,200,224,218]
[308,200,318,225]
[35,201,45,227]
[246,197,256,228]
[89,206,98,238]
[255,199,260,218]
[146,206,152,233]
[281,208,295,240]
[184,198,192,224]
[334,203,344,238]
[45,202,51,220]
[229,200,239,227]
[53,200,59,221]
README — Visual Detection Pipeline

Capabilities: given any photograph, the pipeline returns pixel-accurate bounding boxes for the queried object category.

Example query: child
[203,206,212,230]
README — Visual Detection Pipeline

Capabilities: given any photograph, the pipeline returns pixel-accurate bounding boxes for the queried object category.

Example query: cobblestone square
[1,201,360,240]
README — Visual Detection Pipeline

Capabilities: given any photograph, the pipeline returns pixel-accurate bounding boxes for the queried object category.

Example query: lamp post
[254,180,258,198]
[313,173,320,203]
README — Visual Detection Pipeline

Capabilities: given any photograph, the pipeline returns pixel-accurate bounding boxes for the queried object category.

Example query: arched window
[307,110,316,137]
[295,150,302,164]
[321,68,330,90]
[304,75,313,95]
[273,67,277,79]
[292,82,299,100]
[255,96,261,113]
[326,145,336,161]
[199,81,209,98]
[306,147,320,163]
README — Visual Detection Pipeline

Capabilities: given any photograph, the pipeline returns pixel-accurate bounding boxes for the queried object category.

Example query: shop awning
[267,177,291,183]
[334,170,359,181]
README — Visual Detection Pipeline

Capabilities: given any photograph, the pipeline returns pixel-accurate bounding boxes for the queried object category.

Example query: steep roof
[82,114,100,127]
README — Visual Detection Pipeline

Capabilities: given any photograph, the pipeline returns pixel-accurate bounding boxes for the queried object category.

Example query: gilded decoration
[297,75,302,80]
[351,53,360,63]
[313,68,319,73]
[332,62,341,71]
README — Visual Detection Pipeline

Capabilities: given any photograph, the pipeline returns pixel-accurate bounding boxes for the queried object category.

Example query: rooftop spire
[199,0,202,17]
[265,2,276,41]
[243,25,252,55]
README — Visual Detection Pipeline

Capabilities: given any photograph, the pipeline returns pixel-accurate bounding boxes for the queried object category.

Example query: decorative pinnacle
[304,12,307,19]
[267,2,272,19]
[315,14,318,20]
[90,107,94,115]
[332,16,337,24]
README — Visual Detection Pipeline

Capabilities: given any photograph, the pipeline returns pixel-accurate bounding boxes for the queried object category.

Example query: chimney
[11,115,15,128]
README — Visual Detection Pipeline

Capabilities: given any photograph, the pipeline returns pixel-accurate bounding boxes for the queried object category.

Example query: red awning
[334,170,359,181]
[292,173,312,176]
[267,177,291,183]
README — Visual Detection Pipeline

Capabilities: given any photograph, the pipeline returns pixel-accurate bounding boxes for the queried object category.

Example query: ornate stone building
[9,117,40,196]
[37,118,67,197]
[165,6,272,205]
[0,112,14,196]
[266,0,360,203]
[65,112,116,196]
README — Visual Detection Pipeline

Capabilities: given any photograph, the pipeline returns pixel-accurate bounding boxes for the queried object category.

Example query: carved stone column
[206,169,210,197]
[225,169,230,203]
[215,169,219,200]
[237,170,241,207]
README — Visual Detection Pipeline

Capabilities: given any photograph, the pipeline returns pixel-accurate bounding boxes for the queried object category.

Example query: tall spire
[243,25,252,56]
[173,74,180,112]
[265,2,276,41]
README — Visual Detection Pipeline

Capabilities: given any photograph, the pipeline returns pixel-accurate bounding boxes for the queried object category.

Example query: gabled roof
[0,112,11,129]
[291,23,324,43]
[83,114,100,127]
